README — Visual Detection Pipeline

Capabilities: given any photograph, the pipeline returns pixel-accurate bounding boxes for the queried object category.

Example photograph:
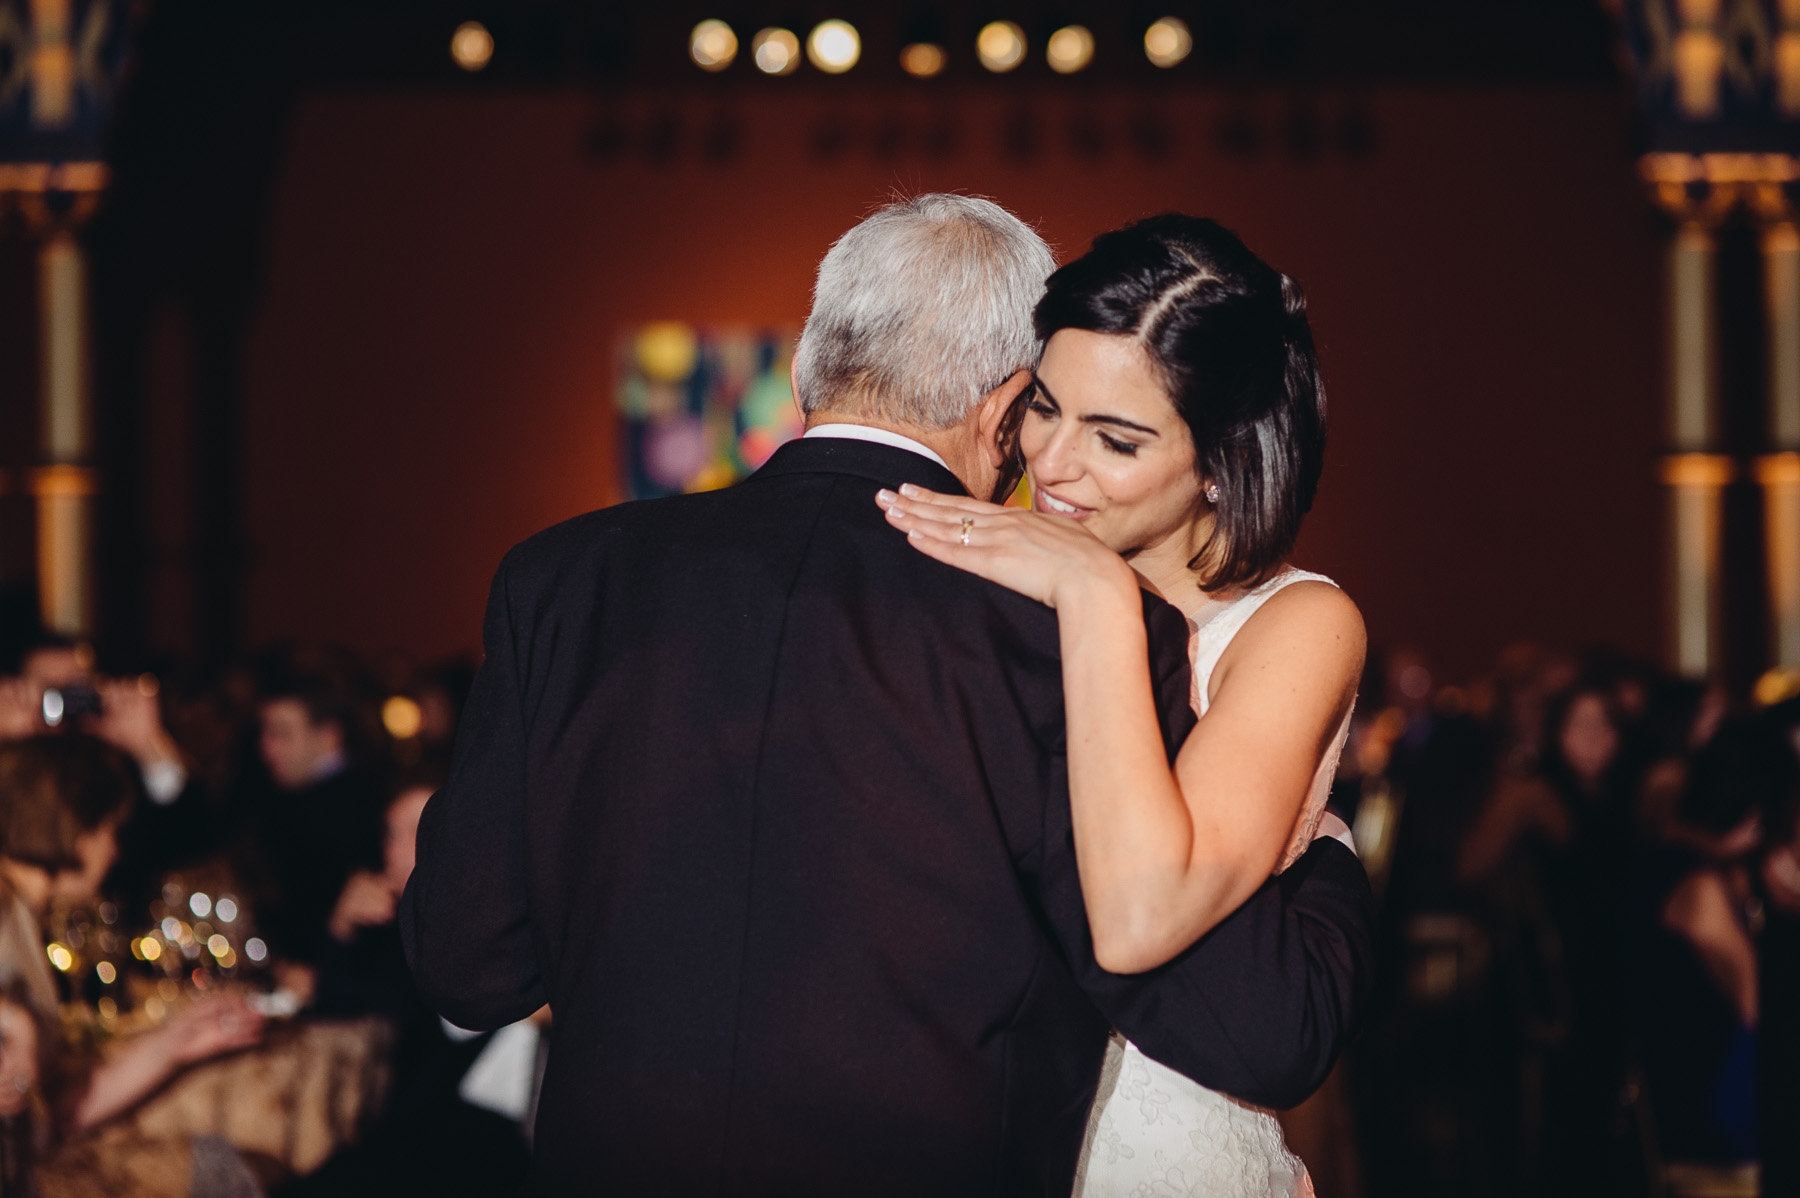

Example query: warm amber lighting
[383,695,424,740]
[635,323,699,383]
[1047,25,1094,74]
[807,20,861,73]
[97,997,117,1020]
[46,944,72,972]
[690,20,739,71]
[208,934,231,958]
[450,22,494,72]
[1673,29,1724,118]
[900,42,947,77]
[1144,17,1193,67]
[752,28,800,75]
[95,961,116,985]
[138,936,162,962]
[218,948,238,970]
[977,21,1026,73]
[1756,667,1800,707]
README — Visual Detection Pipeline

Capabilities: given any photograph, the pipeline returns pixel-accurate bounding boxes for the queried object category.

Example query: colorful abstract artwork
[617,323,801,500]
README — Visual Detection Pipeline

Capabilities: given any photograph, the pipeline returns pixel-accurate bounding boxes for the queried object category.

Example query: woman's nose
[1033,426,1082,485]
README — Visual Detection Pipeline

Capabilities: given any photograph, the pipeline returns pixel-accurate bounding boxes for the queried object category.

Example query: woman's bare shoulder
[1232,578,1366,664]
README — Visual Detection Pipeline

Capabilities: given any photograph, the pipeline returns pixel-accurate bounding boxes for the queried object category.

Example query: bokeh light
[383,694,424,740]
[47,944,72,972]
[95,961,116,984]
[189,891,212,919]
[215,896,239,923]
[450,22,493,72]
[208,934,231,958]
[635,322,699,383]
[690,20,739,71]
[752,28,800,75]
[977,21,1027,73]
[137,936,162,961]
[1047,26,1095,74]
[1144,17,1193,68]
[245,937,268,963]
[900,43,947,78]
[807,20,861,74]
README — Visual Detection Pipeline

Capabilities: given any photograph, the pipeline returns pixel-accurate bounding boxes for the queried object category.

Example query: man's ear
[977,369,1033,469]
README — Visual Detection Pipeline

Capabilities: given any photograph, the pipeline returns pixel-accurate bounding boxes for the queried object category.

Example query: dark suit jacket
[400,437,1375,1197]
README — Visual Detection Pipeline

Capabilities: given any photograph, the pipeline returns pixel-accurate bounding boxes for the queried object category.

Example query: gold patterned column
[1644,153,1739,677]
[2,162,107,637]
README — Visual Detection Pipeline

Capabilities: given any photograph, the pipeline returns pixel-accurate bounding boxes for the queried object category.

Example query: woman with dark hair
[878,215,1362,1196]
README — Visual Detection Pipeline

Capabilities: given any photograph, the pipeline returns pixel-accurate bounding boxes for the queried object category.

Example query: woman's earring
[1205,483,1221,505]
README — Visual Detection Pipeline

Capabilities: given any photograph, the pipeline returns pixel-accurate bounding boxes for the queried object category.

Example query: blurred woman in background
[1633,719,1787,1168]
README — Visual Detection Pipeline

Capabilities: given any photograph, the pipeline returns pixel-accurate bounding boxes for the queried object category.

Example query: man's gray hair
[794,194,1056,430]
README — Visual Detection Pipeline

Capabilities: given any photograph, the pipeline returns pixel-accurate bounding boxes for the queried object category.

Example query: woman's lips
[1034,488,1093,518]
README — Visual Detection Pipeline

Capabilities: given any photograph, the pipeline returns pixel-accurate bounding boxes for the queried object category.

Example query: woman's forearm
[71,1028,181,1132]
[1058,567,1240,972]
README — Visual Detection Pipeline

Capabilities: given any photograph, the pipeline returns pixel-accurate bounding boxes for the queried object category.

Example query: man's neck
[803,414,978,493]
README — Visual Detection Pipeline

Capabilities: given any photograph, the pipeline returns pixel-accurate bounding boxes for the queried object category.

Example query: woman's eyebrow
[1032,375,1160,437]
[1080,413,1160,436]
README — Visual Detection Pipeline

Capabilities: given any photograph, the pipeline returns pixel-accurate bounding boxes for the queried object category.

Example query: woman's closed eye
[1098,432,1140,456]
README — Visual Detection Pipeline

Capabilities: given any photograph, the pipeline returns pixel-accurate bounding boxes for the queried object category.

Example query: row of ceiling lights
[689,17,1194,77]
[445,17,1193,78]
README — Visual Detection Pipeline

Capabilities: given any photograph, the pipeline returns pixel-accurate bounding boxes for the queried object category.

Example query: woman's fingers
[895,484,1003,515]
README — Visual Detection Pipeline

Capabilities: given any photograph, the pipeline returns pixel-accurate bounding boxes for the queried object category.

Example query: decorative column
[0,0,125,640]
[1646,156,1737,678]
[33,224,96,636]
[2,163,108,638]
[1756,175,1800,669]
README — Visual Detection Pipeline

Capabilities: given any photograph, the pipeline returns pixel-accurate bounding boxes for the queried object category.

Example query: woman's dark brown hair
[0,736,136,873]
[999,214,1326,590]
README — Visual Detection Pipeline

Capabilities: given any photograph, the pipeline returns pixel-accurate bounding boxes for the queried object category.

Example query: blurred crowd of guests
[0,611,532,1198]
[0,600,1797,1197]
[1340,643,1800,1198]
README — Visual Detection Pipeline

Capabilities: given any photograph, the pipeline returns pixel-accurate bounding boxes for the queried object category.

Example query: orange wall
[240,84,1663,682]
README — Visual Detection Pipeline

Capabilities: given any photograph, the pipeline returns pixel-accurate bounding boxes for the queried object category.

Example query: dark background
[0,0,1674,685]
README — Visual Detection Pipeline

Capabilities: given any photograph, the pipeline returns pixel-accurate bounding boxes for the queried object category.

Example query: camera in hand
[42,684,102,728]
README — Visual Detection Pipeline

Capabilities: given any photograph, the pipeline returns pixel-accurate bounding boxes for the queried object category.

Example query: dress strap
[1190,569,1338,716]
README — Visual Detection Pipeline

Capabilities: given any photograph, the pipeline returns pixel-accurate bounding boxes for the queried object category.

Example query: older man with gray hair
[402,194,1371,1196]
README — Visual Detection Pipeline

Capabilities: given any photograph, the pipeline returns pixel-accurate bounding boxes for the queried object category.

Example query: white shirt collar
[802,423,950,471]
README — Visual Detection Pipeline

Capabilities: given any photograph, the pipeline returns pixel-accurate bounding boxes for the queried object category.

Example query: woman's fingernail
[875,489,896,503]
[899,483,920,496]
[885,504,905,517]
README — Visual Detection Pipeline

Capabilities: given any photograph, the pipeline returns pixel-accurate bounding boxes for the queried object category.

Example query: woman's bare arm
[1664,869,1758,1027]
[879,486,1364,973]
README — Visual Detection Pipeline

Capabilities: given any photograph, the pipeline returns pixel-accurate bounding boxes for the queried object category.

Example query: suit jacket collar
[751,436,970,498]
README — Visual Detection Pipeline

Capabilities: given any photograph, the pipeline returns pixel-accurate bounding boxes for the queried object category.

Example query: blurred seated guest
[0,735,266,1194]
[238,675,383,967]
[0,635,220,920]
[278,769,531,1197]
[13,636,188,804]
[1633,719,1788,1166]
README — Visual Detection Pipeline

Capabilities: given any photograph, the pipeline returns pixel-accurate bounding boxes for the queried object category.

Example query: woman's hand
[163,994,267,1066]
[328,870,399,943]
[875,484,1133,609]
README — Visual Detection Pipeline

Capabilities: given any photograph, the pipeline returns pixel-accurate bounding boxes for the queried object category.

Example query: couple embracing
[400,195,1375,1197]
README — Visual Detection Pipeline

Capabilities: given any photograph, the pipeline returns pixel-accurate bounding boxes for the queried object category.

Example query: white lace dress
[1073,569,1354,1198]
